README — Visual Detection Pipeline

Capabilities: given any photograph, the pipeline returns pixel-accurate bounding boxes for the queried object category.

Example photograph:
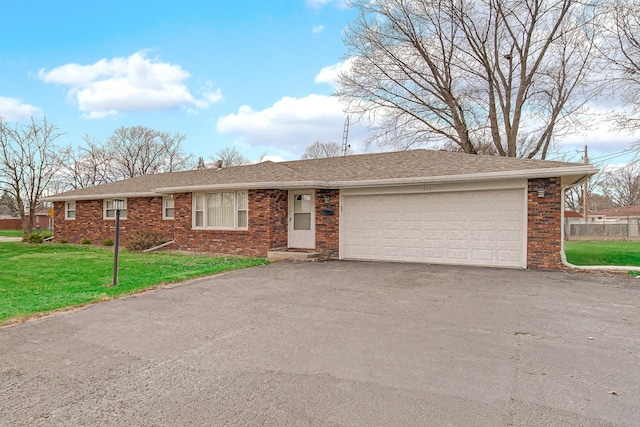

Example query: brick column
[315,189,340,259]
[527,177,563,269]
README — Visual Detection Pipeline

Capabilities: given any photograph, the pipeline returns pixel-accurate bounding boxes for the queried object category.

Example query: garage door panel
[342,189,525,268]
[472,249,495,261]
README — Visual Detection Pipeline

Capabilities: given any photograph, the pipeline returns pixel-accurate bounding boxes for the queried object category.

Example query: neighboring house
[564,210,584,226]
[589,206,640,222]
[566,206,640,239]
[42,149,596,269]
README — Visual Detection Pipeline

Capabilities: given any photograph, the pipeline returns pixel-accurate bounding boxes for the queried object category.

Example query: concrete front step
[267,250,323,261]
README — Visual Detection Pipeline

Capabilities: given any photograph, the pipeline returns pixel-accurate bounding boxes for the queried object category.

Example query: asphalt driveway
[1,261,639,426]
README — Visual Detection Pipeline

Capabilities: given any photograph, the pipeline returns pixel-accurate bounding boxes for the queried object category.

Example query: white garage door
[341,189,526,268]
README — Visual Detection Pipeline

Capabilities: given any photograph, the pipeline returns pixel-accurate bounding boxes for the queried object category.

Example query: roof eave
[41,191,160,202]
[330,165,599,188]
[155,181,330,193]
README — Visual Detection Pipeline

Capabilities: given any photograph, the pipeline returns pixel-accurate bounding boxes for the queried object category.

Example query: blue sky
[0,0,635,164]
[0,0,367,161]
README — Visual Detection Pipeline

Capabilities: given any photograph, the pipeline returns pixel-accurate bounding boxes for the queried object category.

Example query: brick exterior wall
[315,189,340,259]
[172,189,289,256]
[527,177,563,269]
[53,197,174,245]
[53,181,563,268]
[54,188,340,258]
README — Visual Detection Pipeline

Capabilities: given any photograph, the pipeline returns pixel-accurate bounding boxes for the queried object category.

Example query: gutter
[155,180,329,193]
[330,165,599,189]
[42,191,159,203]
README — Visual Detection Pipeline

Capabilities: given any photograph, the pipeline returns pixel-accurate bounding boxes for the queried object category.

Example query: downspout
[143,240,175,253]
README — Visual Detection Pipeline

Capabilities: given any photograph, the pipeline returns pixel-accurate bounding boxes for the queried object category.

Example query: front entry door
[288,190,315,249]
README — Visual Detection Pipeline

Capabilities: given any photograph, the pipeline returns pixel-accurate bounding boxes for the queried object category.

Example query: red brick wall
[53,197,174,245]
[315,189,340,258]
[527,177,562,269]
[173,189,288,256]
[52,182,564,268]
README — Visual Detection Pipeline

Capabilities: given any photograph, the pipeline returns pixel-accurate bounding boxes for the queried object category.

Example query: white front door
[288,190,315,249]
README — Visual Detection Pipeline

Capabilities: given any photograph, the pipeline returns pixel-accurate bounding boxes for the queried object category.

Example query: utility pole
[583,145,589,221]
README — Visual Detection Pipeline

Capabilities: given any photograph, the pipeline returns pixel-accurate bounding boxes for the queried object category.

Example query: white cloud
[203,88,223,104]
[38,51,215,119]
[307,0,345,8]
[0,96,42,122]
[200,80,223,105]
[312,25,325,34]
[217,94,366,155]
[315,58,355,88]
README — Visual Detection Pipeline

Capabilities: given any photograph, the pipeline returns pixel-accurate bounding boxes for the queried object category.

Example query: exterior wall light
[324,195,331,203]
[537,186,545,198]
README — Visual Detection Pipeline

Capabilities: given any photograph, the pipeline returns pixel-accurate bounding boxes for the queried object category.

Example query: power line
[589,148,636,164]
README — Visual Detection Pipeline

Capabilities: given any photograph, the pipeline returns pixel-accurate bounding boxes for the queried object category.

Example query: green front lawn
[0,242,268,325]
[564,241,640,267]
[0,229,23,237]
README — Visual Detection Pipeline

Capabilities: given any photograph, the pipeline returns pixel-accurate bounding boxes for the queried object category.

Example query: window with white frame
[65,201,76,220]
[163,196,175,220]
[193,191,248,229]
[104,199,127,219]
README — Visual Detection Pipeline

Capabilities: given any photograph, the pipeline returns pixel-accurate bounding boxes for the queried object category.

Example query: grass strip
[0,230,23,238]
[564,241,640,267]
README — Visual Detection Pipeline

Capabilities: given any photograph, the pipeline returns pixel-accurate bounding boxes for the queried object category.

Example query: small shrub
[22,233,44,244]
[103,238,114,246]
[81,238,91,245]
[124,229,163,252]
[59,238,68,244]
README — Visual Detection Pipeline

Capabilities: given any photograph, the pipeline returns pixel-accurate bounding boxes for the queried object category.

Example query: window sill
[192,227,248,231]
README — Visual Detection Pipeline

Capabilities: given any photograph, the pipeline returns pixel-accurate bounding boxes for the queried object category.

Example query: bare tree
[302,141,352,159]
[60,127,193,187]
[62,135,116,190]
[0,117,67,232]
[159,130,193,172]
[108,126,192,179]
[210,147,250,167]
[195,156,207,170]
[586,193,614,212]
[601,163,640,207]
[564,171,608,213]
[338,0,601,159]
[598,0,640,131]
